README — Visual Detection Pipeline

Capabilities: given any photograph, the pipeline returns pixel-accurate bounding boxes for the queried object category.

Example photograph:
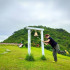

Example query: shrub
[25,54,35,61]
[44,45,52,51]
[41,55,46,60]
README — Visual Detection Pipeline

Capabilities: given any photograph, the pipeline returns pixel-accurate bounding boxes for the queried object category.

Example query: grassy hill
[3,26,70,56]
[0,45,70,70]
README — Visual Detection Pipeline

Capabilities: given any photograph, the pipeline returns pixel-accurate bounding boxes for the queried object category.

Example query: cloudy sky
[0,0,70,42]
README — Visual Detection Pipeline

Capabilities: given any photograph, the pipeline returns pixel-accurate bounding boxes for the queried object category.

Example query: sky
[0,0,70,42]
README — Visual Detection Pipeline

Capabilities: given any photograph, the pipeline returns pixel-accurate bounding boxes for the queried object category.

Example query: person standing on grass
[43,34,69,62]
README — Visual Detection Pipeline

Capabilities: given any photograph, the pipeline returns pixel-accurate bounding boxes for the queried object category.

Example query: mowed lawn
[0,45,70,70]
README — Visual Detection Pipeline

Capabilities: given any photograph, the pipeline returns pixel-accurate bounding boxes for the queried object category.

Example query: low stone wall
[0,43,18,45]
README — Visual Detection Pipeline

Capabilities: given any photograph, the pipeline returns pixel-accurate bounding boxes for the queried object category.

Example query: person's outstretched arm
[43,39,50,43]
[44,43,48,45]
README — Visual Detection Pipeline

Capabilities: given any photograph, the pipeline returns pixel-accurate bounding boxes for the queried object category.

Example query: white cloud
[19,1,65,22]
[0,35,8,42]
[0,0,70,42]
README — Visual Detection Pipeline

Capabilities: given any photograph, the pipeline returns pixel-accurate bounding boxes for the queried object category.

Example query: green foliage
[24,41,28,48]
[3,28,28,43]
[41,55,46,60]
[3,25,70,56]
[44,44,52,51]
[25,54,35,61]
[0,47,5,54]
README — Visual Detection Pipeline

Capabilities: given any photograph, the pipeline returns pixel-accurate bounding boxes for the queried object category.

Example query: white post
[41,30,44,55]
[28,29,31,55]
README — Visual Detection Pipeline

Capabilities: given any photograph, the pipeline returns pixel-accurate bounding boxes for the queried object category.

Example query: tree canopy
[3,26,70,55]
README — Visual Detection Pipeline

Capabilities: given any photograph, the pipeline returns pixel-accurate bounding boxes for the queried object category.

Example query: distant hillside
[3,26,70,55]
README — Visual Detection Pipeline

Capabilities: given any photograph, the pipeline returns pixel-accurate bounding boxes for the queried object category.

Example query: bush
[24,42,28,48]
[44,45,52,51]
[25,54,35,61]
[41,55,46,60]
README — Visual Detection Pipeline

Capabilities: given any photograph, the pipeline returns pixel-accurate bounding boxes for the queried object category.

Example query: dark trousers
[53,44,65,61]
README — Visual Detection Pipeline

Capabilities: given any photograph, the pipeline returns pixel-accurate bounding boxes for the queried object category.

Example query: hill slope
[3,26,70,54]
[0,45,70,70]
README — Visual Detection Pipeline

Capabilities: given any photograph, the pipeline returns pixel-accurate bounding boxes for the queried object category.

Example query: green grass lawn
[0,45,70,70]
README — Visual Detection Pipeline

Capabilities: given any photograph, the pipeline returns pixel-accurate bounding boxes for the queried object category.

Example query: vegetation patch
[0,47,5,54]
[0,47,11,54]
[3,26,70,56]
[41,55,46,60]
[0,45,70,70]
[25,54,35,61]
